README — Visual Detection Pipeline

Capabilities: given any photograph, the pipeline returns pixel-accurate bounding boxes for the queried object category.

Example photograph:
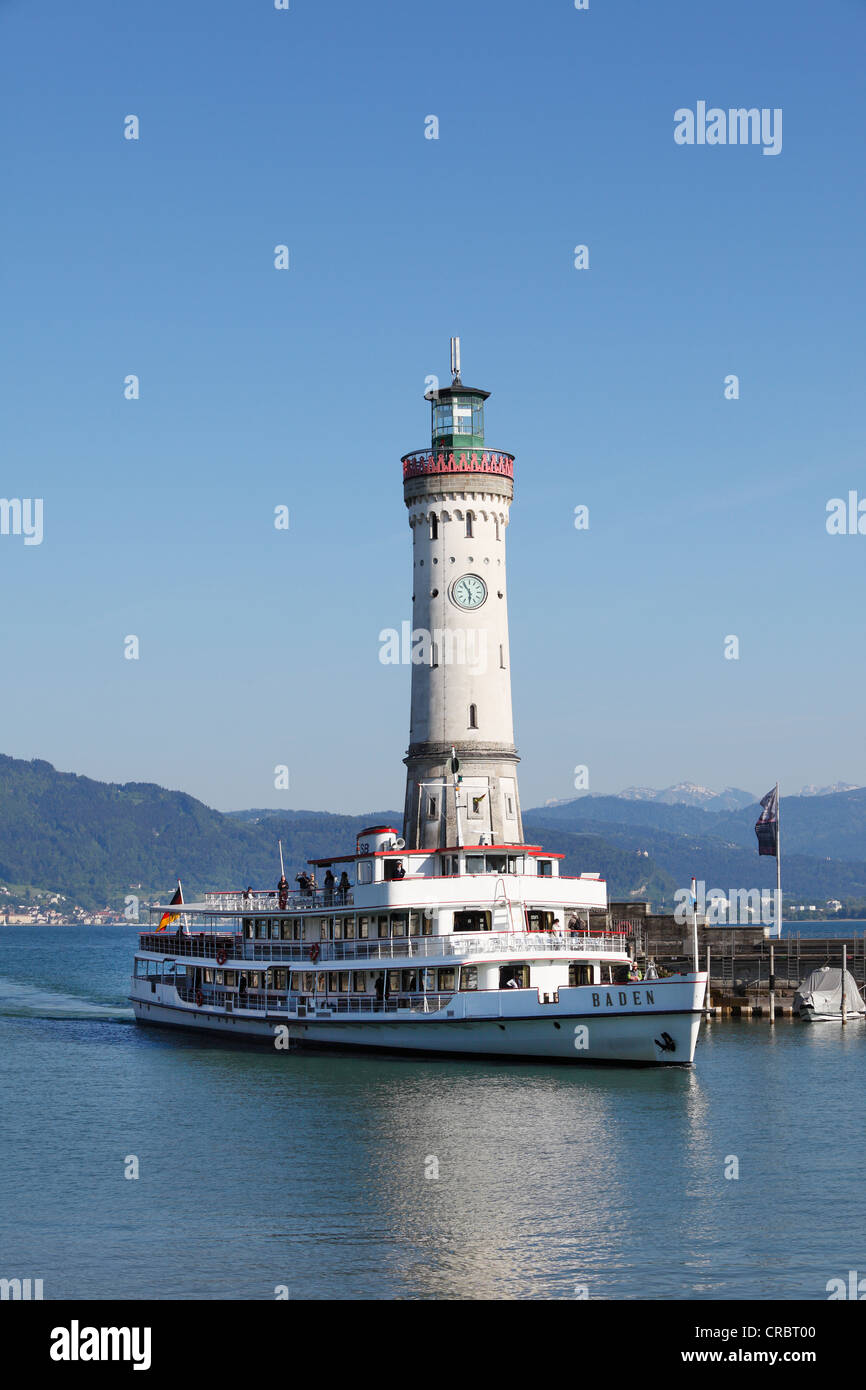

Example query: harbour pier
[609,902,866,1019]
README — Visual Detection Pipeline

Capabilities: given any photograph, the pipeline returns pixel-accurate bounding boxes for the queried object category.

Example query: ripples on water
[0,926,864,1300]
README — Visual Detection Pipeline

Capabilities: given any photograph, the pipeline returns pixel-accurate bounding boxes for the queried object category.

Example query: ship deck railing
[200,890,353,912]
[174,984,456,1016]
[137,930,629,962]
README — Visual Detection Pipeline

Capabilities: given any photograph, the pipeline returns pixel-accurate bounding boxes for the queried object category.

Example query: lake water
[1,925,864,1301]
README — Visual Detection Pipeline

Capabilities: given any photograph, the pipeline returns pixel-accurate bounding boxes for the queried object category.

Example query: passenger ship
[131,342,706,1064]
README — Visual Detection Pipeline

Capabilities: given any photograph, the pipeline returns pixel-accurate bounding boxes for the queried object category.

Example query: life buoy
[216,949,227,966]
[195,990,204,1007]
[308,942,320,963]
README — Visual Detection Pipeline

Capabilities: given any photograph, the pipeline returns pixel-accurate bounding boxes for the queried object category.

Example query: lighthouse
[401,340,523,851]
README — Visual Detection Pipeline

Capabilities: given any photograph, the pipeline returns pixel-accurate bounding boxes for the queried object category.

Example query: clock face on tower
[451,574,487,609]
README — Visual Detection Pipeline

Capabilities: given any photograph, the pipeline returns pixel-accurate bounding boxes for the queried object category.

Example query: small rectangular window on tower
[427,796,438,819]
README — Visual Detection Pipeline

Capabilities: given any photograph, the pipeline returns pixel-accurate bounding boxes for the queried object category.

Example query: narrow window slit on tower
[465,512,474,538]
[430,514,438,540]
[469,704,478,728]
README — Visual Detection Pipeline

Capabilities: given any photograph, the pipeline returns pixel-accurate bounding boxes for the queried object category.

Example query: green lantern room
[425,337,490,451]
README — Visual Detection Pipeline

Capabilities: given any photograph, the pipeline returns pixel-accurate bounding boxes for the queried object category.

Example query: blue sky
[1,0,864,814]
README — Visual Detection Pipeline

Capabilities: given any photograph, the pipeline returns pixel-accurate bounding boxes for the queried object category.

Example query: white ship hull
[131,977,705,1065]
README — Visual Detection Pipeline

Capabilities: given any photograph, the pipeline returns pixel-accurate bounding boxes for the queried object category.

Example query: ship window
[357,861,373,884]
[280,920,291,940]
[460,965,478,991]
[270,920,280,939]
[328,972,339,992]
[224,970,235,986]
[391,913,407,937]
[408,910,421,935]
[384,858,405,881]
[344,915,356,940]
[358,915,370,939]
[537,860,552,877]
[454,909,491,932]
[438,968,456,991]
[333,917,343,940]
[486,854,506,873]
[526,909,554,932]
[256,918,267,938]
[242,917,253,936]
[465,855,485,874]
[441,854,459,876]
[401,969,419,992]
[378,914,390,939]
[499,963,529,989]
[354,971,367,993]
[569,963,593,987]
[422,912,433,936]
[339,972,350,993]
[387,970,400,994]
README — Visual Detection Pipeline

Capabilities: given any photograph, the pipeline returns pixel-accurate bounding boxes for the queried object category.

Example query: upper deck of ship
[147,829,607,922]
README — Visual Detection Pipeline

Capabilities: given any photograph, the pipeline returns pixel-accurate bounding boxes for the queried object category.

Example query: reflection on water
[1,929,864,1299]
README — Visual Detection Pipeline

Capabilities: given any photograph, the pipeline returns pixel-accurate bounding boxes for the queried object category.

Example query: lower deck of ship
[131,992,703,1065]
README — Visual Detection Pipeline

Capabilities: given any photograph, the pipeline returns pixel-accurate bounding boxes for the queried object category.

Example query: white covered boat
[793,966,866,1022]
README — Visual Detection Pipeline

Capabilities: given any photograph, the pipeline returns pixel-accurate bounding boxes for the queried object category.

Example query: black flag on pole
[755,786,779,857]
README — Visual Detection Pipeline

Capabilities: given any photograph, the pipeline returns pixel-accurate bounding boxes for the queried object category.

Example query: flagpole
[691,875,699,977]
[775,781,782,940]
[278,840,285,878]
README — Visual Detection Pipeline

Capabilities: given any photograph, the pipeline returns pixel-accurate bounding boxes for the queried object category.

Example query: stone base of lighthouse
[403,743,523,851]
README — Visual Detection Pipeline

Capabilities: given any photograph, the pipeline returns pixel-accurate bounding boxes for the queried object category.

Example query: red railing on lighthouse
[401,449,515,482]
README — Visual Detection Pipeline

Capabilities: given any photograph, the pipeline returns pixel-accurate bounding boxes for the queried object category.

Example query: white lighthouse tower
[402,340,523,850]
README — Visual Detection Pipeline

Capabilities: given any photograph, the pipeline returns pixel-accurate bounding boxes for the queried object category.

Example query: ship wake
[0,976,134,1021]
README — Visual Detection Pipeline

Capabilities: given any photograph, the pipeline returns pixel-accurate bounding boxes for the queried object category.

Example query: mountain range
[2,755,866,913]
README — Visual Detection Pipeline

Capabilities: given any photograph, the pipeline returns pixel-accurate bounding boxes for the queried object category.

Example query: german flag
[157,882,183,932]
